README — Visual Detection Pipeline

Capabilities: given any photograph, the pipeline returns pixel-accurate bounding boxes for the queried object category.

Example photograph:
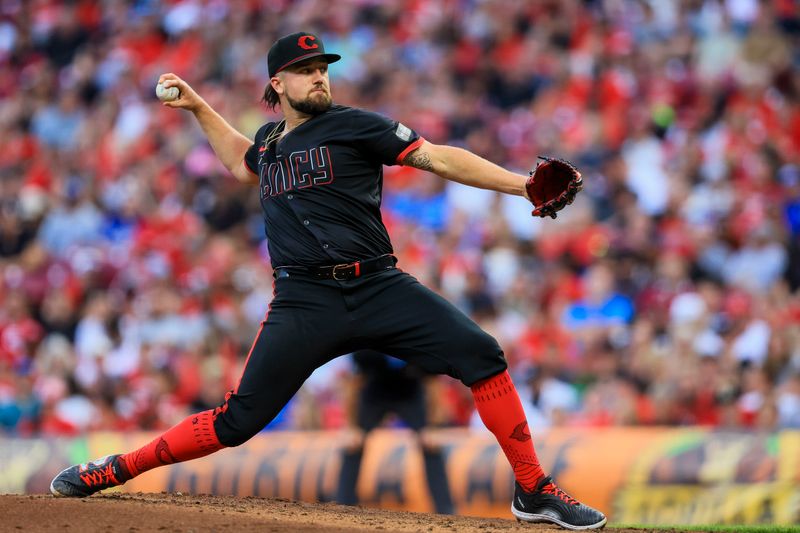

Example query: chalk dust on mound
[2,492,655,532]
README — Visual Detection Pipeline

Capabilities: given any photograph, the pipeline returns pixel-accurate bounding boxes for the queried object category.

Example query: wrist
[190,98,211,116]
[520,174,531,200]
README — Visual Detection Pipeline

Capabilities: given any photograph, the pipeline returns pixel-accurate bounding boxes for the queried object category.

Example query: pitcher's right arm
[158,73,258,186]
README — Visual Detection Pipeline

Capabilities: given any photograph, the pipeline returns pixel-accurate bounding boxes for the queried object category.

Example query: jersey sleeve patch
[395,123,412,142]
[349,107,421,166]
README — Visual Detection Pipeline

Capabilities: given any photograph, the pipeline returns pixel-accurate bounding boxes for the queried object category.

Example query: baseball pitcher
[50,32,602,530]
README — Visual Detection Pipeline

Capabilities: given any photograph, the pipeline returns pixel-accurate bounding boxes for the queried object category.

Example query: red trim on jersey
[355,262,361,277]
[244,158,258,175]
[396,137,425,165]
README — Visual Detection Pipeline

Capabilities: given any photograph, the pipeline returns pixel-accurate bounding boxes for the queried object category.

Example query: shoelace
[79,464,119,487]
[541,481,579,506]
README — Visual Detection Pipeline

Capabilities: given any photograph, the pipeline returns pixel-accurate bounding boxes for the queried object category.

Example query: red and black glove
[525,156,583,219]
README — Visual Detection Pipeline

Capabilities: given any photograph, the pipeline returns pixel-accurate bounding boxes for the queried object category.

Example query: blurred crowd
[1,0,800,437]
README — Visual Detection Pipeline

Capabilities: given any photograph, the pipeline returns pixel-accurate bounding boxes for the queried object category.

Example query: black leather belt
[274,254,397,281]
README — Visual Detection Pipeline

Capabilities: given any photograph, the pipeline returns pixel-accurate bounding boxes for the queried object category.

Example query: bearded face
[279,60,333,115]
[285,88,332,115]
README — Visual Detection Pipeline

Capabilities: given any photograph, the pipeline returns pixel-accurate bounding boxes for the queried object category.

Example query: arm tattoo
[403,149,434,171]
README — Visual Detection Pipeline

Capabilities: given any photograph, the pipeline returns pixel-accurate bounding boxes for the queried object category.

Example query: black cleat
[50,454,129,497]
[512,476,607,530]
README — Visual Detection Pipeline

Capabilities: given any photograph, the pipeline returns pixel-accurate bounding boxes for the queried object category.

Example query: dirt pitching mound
[3,492,656,532]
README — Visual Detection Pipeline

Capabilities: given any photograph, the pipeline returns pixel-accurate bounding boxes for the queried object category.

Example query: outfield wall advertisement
[1,428,798,525]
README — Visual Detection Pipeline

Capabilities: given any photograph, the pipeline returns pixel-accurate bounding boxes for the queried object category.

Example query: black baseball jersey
[243,104,423,267]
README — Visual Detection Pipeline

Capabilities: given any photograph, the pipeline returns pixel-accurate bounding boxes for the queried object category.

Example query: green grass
[612,524,800,532]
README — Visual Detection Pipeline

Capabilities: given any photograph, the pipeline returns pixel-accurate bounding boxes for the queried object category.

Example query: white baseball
[156,82,180,102]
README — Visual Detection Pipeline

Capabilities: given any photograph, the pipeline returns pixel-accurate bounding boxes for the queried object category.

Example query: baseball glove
[525,156,583,219]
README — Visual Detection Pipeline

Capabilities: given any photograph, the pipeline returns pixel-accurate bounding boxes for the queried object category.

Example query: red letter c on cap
[297,35,318,50]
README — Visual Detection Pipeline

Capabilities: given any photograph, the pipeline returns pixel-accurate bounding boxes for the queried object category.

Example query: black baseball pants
[212,268,507,446]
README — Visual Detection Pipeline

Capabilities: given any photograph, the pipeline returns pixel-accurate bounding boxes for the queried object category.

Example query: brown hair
[262,82,280,110]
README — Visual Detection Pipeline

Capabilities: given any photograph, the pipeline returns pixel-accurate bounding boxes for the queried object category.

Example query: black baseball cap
[268,32,341,77]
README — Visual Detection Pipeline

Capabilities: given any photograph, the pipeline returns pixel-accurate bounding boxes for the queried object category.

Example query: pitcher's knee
[211,393,277,447]
[457,331,507,386]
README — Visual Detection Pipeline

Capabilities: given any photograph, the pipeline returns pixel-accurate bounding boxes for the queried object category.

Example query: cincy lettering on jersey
[259,146,334,199]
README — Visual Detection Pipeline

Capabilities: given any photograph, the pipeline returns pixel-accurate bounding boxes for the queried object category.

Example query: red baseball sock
[471,370,545,492]
[119,410,224,478]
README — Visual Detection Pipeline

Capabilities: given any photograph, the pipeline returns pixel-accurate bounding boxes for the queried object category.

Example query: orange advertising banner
[3,428,799,525]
